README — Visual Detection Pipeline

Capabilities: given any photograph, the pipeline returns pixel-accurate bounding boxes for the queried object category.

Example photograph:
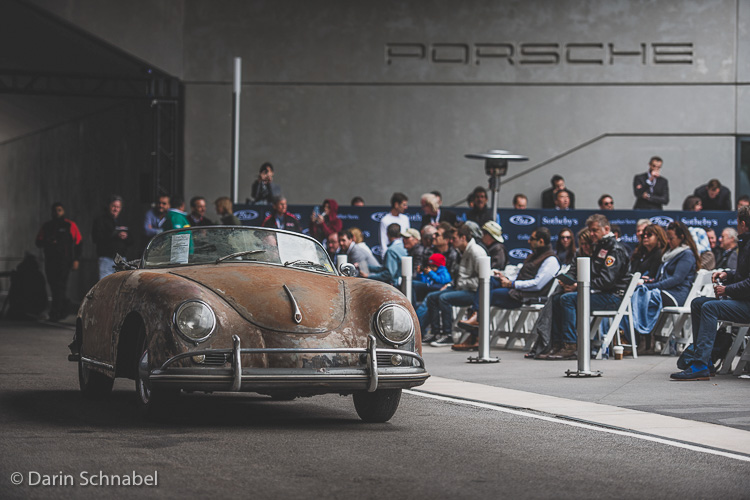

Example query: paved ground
[1,319,750,499]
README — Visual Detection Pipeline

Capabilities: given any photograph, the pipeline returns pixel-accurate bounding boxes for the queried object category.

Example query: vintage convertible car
[71,226,428,422]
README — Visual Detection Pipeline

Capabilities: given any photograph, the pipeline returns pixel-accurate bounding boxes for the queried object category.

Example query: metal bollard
[469,256,499,363]
[336,254,348,270]
[566,257,602,377]
[400,256,412,303]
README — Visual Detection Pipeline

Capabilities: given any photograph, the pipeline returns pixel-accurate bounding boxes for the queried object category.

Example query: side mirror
[338,263,358,277]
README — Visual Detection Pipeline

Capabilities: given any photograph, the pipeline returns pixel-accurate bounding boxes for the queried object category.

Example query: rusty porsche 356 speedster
[70,226,428,422]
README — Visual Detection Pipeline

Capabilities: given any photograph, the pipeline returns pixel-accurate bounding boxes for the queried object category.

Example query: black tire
[352,389,402,423]
[78,359,114,400]
[134,328,178,420]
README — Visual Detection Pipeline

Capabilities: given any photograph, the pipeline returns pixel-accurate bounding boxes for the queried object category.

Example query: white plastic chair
[589,273,641,360]
[718,322,750,375]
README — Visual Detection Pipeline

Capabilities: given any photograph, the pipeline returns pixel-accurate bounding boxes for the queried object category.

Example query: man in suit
[633,156,670,210]
[541,175,576,209]
[694,179,733,211]
[420,192,456,229]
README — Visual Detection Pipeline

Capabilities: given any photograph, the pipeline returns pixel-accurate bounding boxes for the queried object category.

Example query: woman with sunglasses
[630,224,668,279]
[554,228,576,265]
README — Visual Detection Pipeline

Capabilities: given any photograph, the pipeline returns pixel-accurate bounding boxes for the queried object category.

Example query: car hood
[170,264,346,333]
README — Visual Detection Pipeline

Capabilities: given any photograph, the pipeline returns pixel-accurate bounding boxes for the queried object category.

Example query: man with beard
[466,187,493,226]
[92,195,131,280]
[455,227,559,350]
[35,202,82,321]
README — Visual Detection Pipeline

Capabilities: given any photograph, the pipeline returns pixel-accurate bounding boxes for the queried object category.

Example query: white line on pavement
[405,389,750,463]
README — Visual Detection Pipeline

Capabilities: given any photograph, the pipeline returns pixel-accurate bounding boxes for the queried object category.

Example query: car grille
[203,353,229,366]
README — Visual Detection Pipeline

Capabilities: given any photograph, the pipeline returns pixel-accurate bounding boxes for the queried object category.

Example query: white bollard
[336,254,348,270]
[566,257,601,377]
[400,256,412,303]
[469,256,499,363]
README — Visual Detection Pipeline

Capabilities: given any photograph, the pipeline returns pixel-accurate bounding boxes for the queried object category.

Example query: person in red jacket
[35,202,82,321]
[309,198,342,242]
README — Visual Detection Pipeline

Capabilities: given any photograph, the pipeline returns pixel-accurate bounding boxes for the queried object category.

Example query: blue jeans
[691,297,750,367]
[98,257,115,280]
[427,289,475,335]
[553,292,621,344]
[471,287,523,311]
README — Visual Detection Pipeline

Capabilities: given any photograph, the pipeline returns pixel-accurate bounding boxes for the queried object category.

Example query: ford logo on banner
[370,212,388,222]
[235,210,259,221]
[509,248,533,259]
[649,215,673,226]
[509,215,536,226]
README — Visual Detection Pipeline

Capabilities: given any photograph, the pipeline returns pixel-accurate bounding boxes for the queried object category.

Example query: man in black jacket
[694,179,733,211]
[548,214,631,360]
[92,195,131,279]
[633,156,669,210]
[672,205,750,380]
[542,175,576,209]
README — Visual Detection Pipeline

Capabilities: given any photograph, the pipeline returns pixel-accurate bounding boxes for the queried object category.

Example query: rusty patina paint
[78,259,421,377]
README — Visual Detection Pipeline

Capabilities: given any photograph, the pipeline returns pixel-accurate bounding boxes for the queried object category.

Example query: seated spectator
[513,193,528,210]
[338,229,379,274]
[433,222,461,279]
[420,192,456,228]
[682,195,703,211]
[455,227,559,351]
[349,227,379,266]
[545,214,630,360]
[598,194,614,210]
[416,253,452,295]
[261,196,301,232]
[424,225,487,346]
[738,195,750,209]
[705,228,719,254]
[542,175,576,209]
[644,221,700,307]
[694,179,732,211]
[635,219,650,244]
[215,196,242,225]
[629,224,667,279]
[402,228,426,278]
[165,196,190,230]
[531,228,593,359]
[633,156,669,210]
[351,196,365,206]
[554,189,571,210]
[481,221,507,270]
[688,225,715,270]
[188,196,215,227]
[555,228,576,266]
[309,198,342,242]
[143,194,170,238]
[250,162,281,205]
[326,231,341,261]
[378,192,410,256]
[363,223,407,287]
[466,186,492,226]
[671,205,749,380]
[715,227,739,271]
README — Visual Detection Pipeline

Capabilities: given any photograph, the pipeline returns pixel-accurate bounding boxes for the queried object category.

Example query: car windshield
[142,226,335,273]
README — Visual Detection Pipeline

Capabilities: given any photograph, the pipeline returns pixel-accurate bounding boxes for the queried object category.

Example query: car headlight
[174,300,216,344]
[373,304,414,346]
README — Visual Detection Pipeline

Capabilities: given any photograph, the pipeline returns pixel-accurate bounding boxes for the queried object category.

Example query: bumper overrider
[145,335,429,394]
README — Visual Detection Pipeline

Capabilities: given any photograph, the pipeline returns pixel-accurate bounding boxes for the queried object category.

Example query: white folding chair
[652,269,714,355]
[589,273,641,360]
[718,322,750,375]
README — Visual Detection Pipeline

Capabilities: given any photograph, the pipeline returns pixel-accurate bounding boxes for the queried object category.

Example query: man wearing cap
[481,221,507,271]
[364,223,407,287]
[455,227,559,350]
[402,227,426,277]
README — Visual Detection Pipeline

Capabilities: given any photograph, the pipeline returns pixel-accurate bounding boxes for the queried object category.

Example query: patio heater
[464,150,528,222]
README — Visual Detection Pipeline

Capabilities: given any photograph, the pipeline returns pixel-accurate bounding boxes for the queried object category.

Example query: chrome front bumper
[147,335,428,394]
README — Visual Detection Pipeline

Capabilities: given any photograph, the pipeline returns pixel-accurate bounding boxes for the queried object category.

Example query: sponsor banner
[234,205,736,265]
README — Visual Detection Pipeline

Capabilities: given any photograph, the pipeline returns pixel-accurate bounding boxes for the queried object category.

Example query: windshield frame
[140,226,337,275]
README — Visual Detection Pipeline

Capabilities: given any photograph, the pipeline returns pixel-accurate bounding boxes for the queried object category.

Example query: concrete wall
[0,101,154,298]
[177,0,747,210]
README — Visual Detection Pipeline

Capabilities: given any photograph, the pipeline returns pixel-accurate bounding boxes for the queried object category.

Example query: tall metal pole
[566,257,602,377]
[230,57,241,204]
[468,256,499,363]
[401,256,412,304]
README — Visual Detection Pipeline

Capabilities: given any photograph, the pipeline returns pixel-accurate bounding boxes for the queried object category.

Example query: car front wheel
[135,340,178,420]
[353,389,402,423]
